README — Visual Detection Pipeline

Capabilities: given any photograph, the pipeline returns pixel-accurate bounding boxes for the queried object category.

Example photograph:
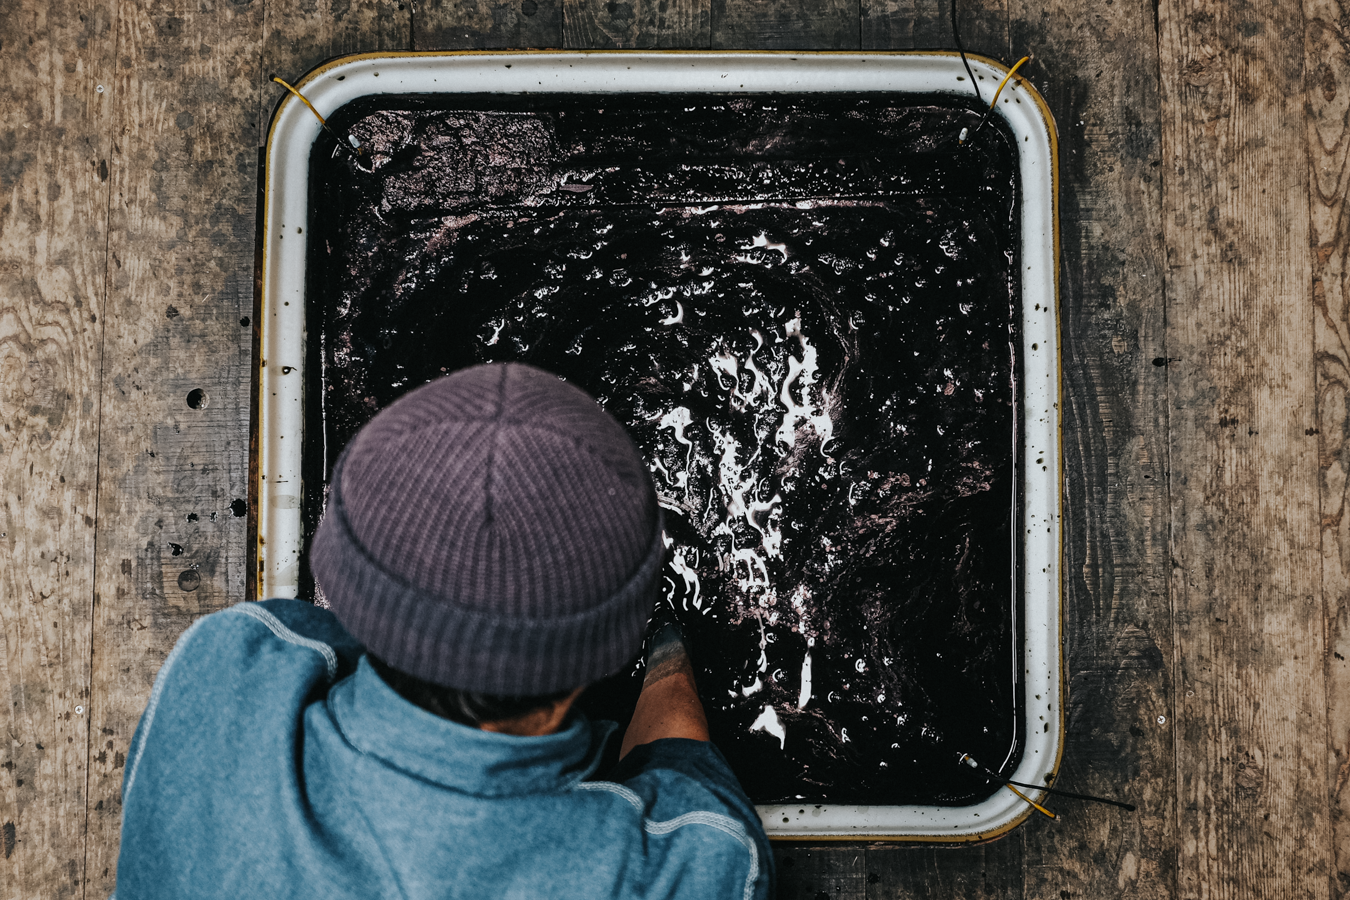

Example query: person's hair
[368,655,574,727]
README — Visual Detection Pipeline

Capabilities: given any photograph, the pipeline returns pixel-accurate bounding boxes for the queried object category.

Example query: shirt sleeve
[116,600,366,899]
[610,739,775,900]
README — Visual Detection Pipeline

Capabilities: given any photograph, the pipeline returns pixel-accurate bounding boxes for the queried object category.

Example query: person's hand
[619,603,710,758]
[643,598,687,668]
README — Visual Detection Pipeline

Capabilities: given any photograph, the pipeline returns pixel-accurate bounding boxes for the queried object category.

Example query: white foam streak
[743,330,772,401]
[748,494,782,557]
[797,651,813,709]
[750,232,789,260]
[642,285,677,306]
[710,349,745,402]
[659,300,684,326]
[483,318,506,346]
[749,704,787,749]
[709,424,782,563]
[657,407,694,493]
[711,425,749,518]
[731,547,771,596]
[756,616,769,673]
[775,315,834,457]
[669,547,702,610]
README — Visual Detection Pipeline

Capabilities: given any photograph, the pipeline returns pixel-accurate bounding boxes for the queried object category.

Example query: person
[113,363,773,899]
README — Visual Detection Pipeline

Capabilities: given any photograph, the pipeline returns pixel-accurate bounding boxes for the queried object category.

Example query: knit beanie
[309,363,665,695]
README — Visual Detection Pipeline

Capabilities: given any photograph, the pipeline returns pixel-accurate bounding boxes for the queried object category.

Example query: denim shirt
[114,600,773,900]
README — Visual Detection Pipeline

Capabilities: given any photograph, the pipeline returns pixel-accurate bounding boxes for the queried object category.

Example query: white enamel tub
[257,50,1062,842]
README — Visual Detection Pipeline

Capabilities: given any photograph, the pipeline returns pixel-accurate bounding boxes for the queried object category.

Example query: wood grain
[862,0,1007,58]
[0,0,115,895]
[1158,0,1330,897]
[711,0,860,50]
[82,0,262,892]
[2,0,1343,893]
[775,845,866,900]
[562,0,710,48]
[1009,0,1175,896]
[860,0,919,50]
[1305,0,1350,894]
[262,0,409,90]
[867,839,1023,899]
[415,0,563,50]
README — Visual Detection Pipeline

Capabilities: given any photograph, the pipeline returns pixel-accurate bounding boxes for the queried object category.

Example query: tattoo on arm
[644,623,691,685]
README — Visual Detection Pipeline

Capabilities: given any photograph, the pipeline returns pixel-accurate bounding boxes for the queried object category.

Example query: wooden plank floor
[0,0,1343,896]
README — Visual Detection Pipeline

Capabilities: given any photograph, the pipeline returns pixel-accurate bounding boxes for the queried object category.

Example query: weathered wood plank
[775,844,866,900]
[1008,0,1174,895]
[860,0,918,49]
[82,0,262,892]
[866,839,1022,900]
[562,0,710,49]
[262,0,409,90]
[710,0,860,51]
[0,0,114,895]
[1,0,1332,896]
[863,0,1006,58]
[1159,0,1330,897]
[415,0,563,50]
[1305,0,1350,893]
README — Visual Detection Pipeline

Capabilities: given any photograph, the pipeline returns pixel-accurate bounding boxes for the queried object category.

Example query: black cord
[1003,778,1137,812]
[951,0,982,104]
[959,754,1137,812]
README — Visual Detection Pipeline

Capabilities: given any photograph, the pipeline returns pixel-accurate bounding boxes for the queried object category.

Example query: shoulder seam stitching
[573,780,644,811]
[572,784,760,900]
[643,810,760,900]
[233,602,339,680]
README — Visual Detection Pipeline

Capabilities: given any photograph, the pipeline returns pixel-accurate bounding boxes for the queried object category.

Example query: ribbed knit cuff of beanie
[309,363,665,696]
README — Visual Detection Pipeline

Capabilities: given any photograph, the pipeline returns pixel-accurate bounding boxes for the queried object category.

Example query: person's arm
[620,622,709,758]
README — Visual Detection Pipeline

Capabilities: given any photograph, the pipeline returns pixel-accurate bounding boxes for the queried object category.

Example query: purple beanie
[309,363,664,695]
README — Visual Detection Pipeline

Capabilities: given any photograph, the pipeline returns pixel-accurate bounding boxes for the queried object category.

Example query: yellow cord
[958,55,1032,145]
[1005,782,1056,820]
[271,76,328,128]
[987,56,1031,110]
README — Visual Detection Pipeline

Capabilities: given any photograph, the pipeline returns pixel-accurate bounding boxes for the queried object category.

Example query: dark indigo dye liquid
[304,93,1023,805]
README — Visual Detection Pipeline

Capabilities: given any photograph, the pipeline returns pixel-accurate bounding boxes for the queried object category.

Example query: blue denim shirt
[114,600,773,899]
